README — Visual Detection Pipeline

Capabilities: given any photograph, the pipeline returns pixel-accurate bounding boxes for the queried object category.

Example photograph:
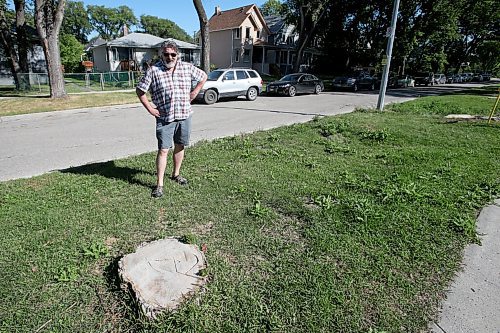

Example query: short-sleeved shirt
[137,60,206,122]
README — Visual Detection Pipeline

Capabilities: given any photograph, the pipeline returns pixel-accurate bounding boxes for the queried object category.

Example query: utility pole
[376,0,401,110]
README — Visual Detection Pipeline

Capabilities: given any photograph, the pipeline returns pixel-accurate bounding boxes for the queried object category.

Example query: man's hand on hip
[148,107,160,118]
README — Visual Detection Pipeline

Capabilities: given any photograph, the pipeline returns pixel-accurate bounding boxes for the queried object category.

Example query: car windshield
[280,74,301,82]
[207,70,224,81]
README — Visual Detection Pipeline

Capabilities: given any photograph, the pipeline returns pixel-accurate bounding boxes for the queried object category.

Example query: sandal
[151,186,163,198]
[171,175,188,186]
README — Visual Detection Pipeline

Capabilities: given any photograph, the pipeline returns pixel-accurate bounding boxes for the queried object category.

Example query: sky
[81,0,267,38]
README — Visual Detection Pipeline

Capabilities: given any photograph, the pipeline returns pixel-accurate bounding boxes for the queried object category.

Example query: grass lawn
[0,90,499,332]
[0,91,139,117]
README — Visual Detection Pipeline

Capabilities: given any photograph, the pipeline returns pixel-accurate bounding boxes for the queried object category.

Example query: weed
[358,128,390,142]
[248,199,271,218]
[82,241,109,260]
[54,265,79,283]
[313,194,336,210]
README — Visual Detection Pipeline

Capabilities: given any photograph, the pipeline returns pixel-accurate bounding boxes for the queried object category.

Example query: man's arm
[136,88,160,118]
[190,71,208,102]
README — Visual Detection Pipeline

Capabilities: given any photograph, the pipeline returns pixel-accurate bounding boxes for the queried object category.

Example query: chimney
[215,6,221,15]
[122,24,129,36]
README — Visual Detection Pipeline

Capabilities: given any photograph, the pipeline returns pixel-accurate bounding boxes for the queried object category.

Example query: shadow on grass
[61,161,154,189]
[103,255,148,329]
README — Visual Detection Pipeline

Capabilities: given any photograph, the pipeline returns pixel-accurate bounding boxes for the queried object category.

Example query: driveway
[0,82,493,181]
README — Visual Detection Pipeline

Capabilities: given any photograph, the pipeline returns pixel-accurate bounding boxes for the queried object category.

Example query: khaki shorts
[155,116,192,150]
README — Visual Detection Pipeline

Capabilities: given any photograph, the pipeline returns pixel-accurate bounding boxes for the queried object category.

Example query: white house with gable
[89,32,201,72]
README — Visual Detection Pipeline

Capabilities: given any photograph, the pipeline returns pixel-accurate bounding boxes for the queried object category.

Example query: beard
[163,59,176,68]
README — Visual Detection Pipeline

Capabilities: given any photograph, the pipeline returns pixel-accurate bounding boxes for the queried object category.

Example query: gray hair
[161,40,178,52]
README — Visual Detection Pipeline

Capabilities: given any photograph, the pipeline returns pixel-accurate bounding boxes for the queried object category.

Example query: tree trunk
[45,34,66,98]
[35,0,67,99]
[14,0,30,90]
[293,3,326,73]
[193,0,210,72]
[0,4,21,89]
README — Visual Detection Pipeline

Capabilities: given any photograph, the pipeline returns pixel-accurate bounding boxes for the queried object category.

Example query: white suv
[197,68,262,104]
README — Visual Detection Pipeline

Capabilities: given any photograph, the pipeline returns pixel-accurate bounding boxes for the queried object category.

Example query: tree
[193,0,209,72]
[35,0,67,98]
[475,40,500,72]
[0,0,22,89]
[59,33,84,72]
[283,0,329,72]
[139,15,193,42]
[260,0,283,16]
[14,0,31,90]
[0,0,33,90]
[62,0,91,43]
[87,5,137,40]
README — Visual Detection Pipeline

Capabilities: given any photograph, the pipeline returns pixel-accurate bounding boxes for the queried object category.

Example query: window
[233,28,240,39]
[234,50,240,62]
[280,51,287,64]
[247,70,258,78]
[256,30,260,39]
[246,27,251,39]
[236,70,249,80]
[182,50,192,63]
[243,49,250,62]
[223,71,235,80]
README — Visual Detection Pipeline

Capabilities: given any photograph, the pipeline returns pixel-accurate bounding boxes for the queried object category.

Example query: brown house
[208,4,271,72]
[208,4,320,75]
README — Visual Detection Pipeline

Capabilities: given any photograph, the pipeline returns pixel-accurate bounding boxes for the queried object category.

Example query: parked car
[456,74,464,82]
[397,75,415,87]
[472,73,484,82]
[481,72,492,81]
[332,71,375,92]
[413,72,434,86]
[461,73,473,82]
[198,68,262,104]
[445,73,455,83]
[434,74,446,84]
[372,73,401,89]
[266,73,324,97]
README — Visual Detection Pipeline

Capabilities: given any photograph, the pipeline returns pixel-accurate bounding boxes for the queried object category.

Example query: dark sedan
[332,71,375,92]
[266,73,324,97]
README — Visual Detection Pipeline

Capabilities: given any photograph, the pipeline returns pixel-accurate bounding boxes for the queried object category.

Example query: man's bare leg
[156,148,169,186]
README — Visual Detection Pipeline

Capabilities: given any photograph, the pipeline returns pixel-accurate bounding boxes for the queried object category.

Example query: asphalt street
[0,83,491,181]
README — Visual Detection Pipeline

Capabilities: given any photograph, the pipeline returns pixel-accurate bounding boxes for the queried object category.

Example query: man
[136,41,207,198]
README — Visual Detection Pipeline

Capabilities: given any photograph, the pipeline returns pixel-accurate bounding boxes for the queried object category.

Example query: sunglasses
[163,52,177,58]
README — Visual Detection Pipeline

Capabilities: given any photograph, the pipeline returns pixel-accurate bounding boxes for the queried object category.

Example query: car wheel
[352,84,358,92]
[203,89,217,105]
[288,86,296,97]
[246,87,258,101]
[314,84,321,94]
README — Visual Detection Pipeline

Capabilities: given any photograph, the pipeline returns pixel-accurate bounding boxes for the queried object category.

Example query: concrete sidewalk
[430,199,500,333]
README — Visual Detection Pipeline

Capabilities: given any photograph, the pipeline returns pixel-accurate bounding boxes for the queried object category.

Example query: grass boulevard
[0,86,499,332]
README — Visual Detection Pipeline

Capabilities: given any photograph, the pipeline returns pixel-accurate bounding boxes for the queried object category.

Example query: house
[208,4,322,75]
[208,4,270,71]
[89,32,201,72]
[0,25,47,84]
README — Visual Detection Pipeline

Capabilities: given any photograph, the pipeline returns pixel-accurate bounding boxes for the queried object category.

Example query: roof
[264,15,285,34]
[90,33,199,50]
[106,33,165,48]
[85,36,107,51]
[209,4,269,33]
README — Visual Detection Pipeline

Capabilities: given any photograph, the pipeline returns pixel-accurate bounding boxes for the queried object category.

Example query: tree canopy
[62,0,91,43]
[260,0,283,16]
[138,14,193,42]
[87,4,137,40]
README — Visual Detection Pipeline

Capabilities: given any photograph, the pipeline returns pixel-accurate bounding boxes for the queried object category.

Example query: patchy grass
[0,92,498,332]
[0,91,139,116]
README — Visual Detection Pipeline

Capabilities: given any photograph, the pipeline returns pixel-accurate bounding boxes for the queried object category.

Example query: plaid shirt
[137,60,206,122]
